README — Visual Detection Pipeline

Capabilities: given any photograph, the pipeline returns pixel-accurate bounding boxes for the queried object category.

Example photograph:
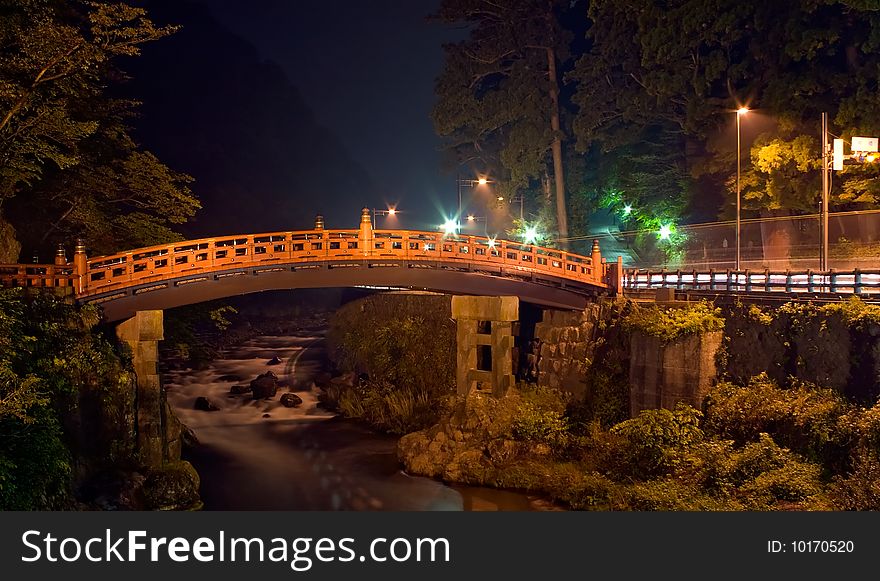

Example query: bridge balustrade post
[709,269,716,291]
[745,270,752,293]
[359,207,373,257]
[73,239,87,295]
[764,268,771,293]
[725,269,732,292]
[807,270,815,293]
[615,255,624,295]
[53,243,68,288]
[854,268,863,295]
[590,240,602,283]
[829,269,838,293]
[785,270,792,293]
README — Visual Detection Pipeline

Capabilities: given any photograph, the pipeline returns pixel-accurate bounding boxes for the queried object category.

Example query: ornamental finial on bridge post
[314,214,324,230]
[54,243,66,266]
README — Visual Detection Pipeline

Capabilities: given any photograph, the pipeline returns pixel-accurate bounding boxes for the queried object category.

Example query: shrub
[703,373,850,463]
[609,404,703,479]
[828,452,880,510]
[622,301,724,343]
[338,379,440,435]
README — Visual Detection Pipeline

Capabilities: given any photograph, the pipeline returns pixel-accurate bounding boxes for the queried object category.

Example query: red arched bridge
[0,209,612,321]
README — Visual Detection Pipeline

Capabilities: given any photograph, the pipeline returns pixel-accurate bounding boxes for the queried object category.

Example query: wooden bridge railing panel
[0,228,608,299]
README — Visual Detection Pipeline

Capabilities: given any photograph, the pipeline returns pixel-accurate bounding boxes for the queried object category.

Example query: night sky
[132,0,465,235]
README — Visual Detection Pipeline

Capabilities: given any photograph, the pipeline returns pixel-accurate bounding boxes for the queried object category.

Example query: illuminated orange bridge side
[0,208,611,321]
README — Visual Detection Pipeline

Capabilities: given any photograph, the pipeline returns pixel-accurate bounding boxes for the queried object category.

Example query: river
[164,334,554,511]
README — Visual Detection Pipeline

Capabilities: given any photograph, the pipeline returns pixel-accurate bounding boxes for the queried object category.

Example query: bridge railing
[0,264,77,289]
[0,228,608,298]
[623,268,880,296]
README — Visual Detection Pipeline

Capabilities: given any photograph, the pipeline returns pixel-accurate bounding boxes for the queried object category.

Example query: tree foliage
[0,0,198,257]
[570,0,880,221]
[431,0,574,239]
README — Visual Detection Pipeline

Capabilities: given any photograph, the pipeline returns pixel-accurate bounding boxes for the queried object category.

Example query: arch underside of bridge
[86,259,603,321]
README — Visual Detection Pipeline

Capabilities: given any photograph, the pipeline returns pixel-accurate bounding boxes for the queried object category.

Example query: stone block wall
[533,303,608,398]
[629,331,722,416]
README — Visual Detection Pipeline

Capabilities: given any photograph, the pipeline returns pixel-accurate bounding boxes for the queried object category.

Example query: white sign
[851,136,879,152]
[833,139,844,170]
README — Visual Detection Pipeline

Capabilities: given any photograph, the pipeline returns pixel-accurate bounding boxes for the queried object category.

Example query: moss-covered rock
[143,461,202,511]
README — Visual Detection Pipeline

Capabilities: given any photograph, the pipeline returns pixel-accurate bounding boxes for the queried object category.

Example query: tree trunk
[546,46,568,249]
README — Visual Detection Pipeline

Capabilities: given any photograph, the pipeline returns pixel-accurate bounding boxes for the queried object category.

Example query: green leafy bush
[609,404,703,479]
[622,301,724,343]
[703,373,849,463]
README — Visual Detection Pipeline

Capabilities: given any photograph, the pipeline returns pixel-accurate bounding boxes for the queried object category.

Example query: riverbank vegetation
[0,290,200,510]
[326,294,455,434]
[400,374,880,510]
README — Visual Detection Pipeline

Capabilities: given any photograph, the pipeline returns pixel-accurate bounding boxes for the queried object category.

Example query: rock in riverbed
[280,393,303,408]
[194,396,219,412]
[250,371,278,399]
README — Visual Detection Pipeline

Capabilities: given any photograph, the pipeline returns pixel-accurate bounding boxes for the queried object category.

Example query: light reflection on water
[165,335,550,511]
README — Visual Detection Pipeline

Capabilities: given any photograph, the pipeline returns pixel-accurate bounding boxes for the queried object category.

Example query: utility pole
[821,112,830,271]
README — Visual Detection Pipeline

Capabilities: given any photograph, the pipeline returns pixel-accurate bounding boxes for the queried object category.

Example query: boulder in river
[267,356,283,365]
[229,384,252,395]
[280,393,303,408]
[250,370,278,399]
[194,396,219,412]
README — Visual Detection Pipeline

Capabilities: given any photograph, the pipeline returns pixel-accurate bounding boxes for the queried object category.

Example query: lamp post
[456,175,491,227]
[372,207,397,227]
[735,107,749,271]
[496,194,524,220]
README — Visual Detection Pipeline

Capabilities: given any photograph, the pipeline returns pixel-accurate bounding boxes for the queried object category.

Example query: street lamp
[735,107,749,270]
[372,207,398,226]
[457,175,493,223]
[496,194,524,220]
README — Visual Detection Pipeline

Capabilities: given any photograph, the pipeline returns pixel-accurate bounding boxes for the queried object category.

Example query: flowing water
[164,335,555,511]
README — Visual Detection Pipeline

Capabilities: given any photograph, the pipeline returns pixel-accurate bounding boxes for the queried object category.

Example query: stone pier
[451,296,518,397]
[115,310,180,466]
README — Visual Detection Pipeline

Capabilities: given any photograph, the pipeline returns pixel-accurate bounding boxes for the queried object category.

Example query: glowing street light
[373,206,399,225]
[735,106,750,270]
[457,175,494,223]
[487,237,497,249]
[623,204,633,216]
[658,223,673,241]
[442,219,458,235]
[523,225,539,244]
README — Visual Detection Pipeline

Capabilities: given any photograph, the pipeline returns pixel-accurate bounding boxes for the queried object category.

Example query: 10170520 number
[792,540,853,553]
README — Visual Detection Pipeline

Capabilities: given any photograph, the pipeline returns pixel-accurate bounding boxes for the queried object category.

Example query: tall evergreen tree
[431,0,573,244]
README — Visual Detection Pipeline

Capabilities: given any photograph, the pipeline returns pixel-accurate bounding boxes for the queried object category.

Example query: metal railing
[623,268,880,296]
